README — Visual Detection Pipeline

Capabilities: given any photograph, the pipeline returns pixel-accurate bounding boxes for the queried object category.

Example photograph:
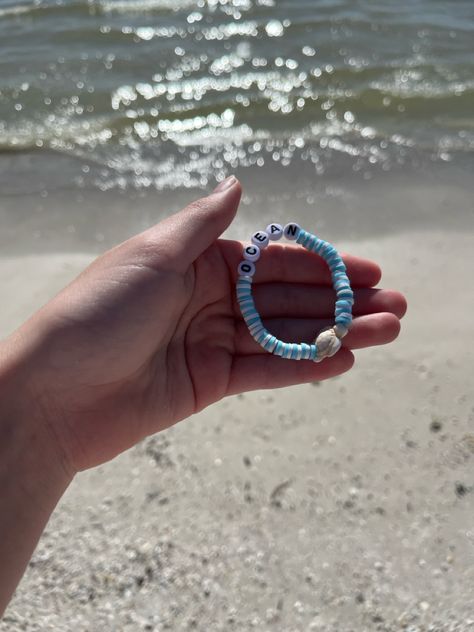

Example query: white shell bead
[243,244,261,262]
[283,222,301,241]
[251,230,270,248]
[266,223,283,241]
[314,328,342,360]
[238,260,256,277]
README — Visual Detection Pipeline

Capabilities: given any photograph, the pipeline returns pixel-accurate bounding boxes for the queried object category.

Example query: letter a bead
[237,222,353,363]
[266,223,283,241]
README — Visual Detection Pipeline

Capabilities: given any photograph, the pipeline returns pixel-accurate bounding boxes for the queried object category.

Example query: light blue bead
[336,316,352,326]
[242,305,258,315]
[256,329,268,343]
[246,316,262,327]
[240,303,255,316]
[290,344,298,359]
[300,343,310,359]
[309,344,317,360]
[274,341,284,356]
[242,306,257,316]
[239,295,254,304]
[266,336,278,352]
[337,290,353,300]
[323,244,336,256]
[237,290,251,299]
[296,230,307,245]
[263,334,274,351]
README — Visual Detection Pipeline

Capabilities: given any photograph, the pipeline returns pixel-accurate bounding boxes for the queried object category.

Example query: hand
[4,176,406,473]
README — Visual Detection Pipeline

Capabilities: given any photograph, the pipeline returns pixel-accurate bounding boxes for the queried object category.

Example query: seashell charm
[314,328,342,362]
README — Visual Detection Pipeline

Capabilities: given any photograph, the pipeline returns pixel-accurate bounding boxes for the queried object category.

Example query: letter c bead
[243,244,261,262]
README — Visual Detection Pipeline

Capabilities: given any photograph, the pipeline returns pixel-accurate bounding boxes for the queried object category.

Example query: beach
[1,178,474,630]
[1,0,474,628]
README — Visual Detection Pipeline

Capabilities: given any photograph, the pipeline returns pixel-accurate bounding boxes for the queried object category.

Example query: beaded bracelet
[236,223,353,362]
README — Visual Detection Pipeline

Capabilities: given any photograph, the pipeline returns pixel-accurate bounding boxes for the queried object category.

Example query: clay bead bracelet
[236,223,353,362]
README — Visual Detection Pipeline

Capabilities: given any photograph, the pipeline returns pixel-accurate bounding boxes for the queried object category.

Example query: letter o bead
[238,260,256,277]
[243,244,261,262]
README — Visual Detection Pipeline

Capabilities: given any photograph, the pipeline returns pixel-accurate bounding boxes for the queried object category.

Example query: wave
[98,0,196,13]
[0,3,35,16]
[0,0,197,19]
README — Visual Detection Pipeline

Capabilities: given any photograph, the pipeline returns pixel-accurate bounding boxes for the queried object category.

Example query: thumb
[151,176,241,270]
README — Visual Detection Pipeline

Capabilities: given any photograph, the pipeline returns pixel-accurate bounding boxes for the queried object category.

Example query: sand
[1,217,473,631]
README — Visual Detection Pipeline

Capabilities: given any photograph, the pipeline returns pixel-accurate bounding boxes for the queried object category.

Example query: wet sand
[1,174,474,630]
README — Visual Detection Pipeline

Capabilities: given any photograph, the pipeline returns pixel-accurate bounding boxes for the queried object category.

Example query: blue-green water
[0,0,473,190]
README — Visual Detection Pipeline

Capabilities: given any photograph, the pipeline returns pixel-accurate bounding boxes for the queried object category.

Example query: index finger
[220,239,382,288]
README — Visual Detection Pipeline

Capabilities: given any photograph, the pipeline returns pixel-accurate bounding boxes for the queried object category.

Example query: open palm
[16,177,406,472]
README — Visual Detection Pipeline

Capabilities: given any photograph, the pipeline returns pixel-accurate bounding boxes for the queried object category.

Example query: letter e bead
[251,231,270,248]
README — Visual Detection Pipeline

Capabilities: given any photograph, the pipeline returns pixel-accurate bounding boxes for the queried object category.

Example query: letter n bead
[236,223,353,363]
[283,222,301,240]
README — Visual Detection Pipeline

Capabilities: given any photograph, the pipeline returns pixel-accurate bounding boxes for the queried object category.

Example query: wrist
[0,335,75,491]
[0,337,73,614]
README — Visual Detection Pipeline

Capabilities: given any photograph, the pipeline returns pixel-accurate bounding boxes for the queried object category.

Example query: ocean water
[0,0,473,191]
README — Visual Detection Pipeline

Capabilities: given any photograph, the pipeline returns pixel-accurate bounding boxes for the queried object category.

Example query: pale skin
[0,176,407,614]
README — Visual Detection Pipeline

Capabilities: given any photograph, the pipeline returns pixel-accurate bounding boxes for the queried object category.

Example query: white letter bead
[265,223,283,241]
[243,244,261,262]
[238,260,256,277]
[251,230,270,248]
[283,222,301,240]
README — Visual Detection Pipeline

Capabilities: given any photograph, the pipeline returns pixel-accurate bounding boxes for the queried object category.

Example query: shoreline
[1,151,473,257]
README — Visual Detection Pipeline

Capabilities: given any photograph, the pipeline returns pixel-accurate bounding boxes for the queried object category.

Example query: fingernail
[212,175,237,193]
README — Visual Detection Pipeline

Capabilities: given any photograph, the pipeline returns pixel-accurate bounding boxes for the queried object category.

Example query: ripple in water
[0,0,473,190]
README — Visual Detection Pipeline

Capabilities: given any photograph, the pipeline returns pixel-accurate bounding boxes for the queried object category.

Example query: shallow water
[0,0,473,191]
